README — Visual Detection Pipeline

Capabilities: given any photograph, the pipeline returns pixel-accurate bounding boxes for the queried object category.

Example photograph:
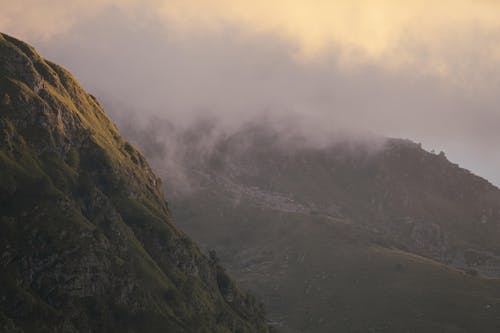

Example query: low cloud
[1,1,499,185]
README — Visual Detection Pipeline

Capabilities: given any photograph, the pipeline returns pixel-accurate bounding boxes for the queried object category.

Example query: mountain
[0,33,270,332]
[121,120,500,332]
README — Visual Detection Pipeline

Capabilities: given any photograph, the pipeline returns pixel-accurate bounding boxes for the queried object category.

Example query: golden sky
[158,0,500,81]
[3,0,500,77]
[160,2,499,54]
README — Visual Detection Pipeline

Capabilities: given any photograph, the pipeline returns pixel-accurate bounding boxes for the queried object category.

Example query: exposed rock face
[0,33,270,333]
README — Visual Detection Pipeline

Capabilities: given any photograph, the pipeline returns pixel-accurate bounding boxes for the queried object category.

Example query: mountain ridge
[0,32,270,332]
[115,118,500,332]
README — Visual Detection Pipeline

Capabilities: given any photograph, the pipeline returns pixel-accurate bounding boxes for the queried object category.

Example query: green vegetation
[0,32,269,332]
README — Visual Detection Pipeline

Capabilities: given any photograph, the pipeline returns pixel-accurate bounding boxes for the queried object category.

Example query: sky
[1,0,499,185]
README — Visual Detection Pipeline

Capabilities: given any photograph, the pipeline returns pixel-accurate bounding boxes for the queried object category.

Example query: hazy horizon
[1,0,499,186]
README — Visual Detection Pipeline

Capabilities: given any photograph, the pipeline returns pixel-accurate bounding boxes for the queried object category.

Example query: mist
[1,1,499,186]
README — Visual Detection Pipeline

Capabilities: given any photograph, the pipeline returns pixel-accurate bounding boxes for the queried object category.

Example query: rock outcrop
[0,33,270,333]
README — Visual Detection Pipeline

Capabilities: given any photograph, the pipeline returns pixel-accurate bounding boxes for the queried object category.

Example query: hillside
[122,121,500,332]
[0,33,270,332]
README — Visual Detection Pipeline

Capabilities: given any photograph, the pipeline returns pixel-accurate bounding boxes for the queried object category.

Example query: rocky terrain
[0,33,270,332]
[120,120,500,332]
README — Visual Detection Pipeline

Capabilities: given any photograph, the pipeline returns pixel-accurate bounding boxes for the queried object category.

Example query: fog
[1,1,499,186]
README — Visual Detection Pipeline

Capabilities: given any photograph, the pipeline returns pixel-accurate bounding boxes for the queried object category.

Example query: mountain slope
[0,33,269,333]
[199,128,500,273]
[122,122,500,332]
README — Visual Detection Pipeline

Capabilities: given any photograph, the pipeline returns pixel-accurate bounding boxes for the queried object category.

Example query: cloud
[159,1,500,78]
[0,0,141,40]
[3,1,500,79]
[1,1,499,185]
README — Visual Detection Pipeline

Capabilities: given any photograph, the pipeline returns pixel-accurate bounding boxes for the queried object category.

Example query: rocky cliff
[0,33,269,333]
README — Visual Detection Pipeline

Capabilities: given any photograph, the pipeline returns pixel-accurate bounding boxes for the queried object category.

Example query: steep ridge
[0,33,269,332]
[122,122,500,332]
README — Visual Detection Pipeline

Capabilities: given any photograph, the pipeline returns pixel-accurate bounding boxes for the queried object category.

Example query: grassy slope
[151,126,500,333]
[0,33,269,332]
[174,190,500,332]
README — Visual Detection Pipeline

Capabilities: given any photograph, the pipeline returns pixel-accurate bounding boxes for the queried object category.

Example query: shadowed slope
[123,122,500,332]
